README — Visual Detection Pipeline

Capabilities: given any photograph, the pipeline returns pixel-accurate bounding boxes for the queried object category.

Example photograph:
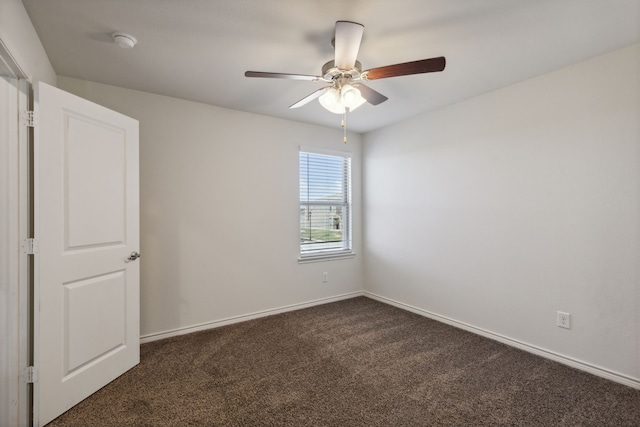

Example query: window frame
[298,146,355,263]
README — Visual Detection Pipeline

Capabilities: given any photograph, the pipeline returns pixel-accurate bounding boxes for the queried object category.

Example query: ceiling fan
[245,21,446,116]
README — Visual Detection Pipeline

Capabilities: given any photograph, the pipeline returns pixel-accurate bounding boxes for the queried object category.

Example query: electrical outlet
[322,272,328,283]
[557,311,571,329]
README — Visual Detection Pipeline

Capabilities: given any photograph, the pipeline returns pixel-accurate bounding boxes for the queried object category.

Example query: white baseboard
[364,291,640,390]
[140,291,364,344]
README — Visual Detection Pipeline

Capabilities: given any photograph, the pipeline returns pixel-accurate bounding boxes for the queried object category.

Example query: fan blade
[334,21,364,70]
[355,84,388,106]
[245,71,320,81]
[363,57,446,80]
[289,87,331,109]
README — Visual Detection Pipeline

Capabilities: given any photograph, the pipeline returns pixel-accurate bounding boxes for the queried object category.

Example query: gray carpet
[47,297,640,426]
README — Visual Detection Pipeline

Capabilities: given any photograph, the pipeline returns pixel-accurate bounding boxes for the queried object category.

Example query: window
[299,147,352,261]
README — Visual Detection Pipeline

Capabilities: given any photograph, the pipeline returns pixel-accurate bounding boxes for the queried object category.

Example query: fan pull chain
[342,108,348,144]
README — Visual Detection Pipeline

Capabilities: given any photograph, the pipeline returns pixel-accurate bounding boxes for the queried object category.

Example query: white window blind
[299,148,352,258]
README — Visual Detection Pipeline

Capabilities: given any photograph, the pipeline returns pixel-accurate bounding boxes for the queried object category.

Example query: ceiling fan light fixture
[245,20,447,135]
[318,85,366,114]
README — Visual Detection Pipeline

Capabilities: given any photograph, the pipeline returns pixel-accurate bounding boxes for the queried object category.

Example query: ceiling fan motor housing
[322,60,362,82]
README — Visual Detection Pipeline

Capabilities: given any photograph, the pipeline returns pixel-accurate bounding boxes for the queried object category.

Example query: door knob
[127,251,141,262]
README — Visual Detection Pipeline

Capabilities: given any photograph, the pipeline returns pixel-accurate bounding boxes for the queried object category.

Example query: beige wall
[0,0,56,84]
[363,44,640,385]
[58,76,364,339]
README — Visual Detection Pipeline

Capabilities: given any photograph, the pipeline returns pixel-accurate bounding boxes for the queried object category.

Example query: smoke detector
[112,32,137,49]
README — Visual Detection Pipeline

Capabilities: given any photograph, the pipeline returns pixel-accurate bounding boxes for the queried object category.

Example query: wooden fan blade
[355,84,388,106]
[363,57,446,80]
[334,21,364,70]
[245,71,321,81]
[289,87,331,109]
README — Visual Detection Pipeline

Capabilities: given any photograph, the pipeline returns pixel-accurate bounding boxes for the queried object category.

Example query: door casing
[0,43,31,427]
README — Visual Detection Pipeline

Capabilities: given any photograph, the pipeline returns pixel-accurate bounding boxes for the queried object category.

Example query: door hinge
[21,110,38,127]
[24,366,38,384]
[23,238,39,255]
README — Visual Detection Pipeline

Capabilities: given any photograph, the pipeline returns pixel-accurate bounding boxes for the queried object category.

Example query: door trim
[0,39,31,427]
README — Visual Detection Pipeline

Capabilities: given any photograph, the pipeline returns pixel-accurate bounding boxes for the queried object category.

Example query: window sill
[298,252,356,264]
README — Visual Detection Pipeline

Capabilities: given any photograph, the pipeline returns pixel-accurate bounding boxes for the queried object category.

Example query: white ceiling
[22,0,640,133]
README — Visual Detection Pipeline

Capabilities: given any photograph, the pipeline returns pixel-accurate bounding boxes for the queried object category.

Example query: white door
[34,81,140,426]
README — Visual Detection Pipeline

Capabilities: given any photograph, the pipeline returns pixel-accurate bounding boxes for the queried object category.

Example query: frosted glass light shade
[341,85,362,108]
[319,88,346,114]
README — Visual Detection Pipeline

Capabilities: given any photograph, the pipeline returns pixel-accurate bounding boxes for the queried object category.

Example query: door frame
[0,38,31,427]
